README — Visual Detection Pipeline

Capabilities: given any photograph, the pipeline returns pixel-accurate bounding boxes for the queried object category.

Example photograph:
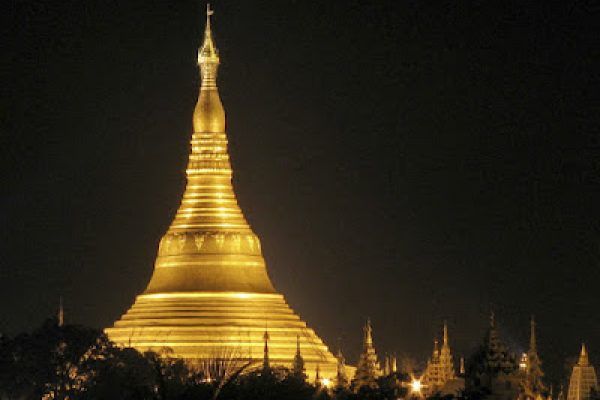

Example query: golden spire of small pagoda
[524,316,546,396]
[443,321,449,347]
[530,316,537,351]
[336,347,349,387]
[578,343,590,366]
[353,319,382,391]
[440,322,455,378]
[567,343,598,400]
[263,327,270,371]
[58,296,64,327]
[423,322,455,394]
[292,335,306,378]
[192,2,226,135]
[365,318,374,345]
[198,4,219,86]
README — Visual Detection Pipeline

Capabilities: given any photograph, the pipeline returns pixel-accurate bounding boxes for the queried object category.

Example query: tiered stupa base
[106,292,338,379]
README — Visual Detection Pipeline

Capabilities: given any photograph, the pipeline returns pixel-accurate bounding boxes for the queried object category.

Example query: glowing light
[519,352,528,370]
[411,378,422,393]
[321,378,331,387]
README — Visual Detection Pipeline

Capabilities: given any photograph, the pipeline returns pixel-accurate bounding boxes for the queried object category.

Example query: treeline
[0,319,409,400]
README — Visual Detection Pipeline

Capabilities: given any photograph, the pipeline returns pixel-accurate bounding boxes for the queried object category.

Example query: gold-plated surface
[105,6,337,378]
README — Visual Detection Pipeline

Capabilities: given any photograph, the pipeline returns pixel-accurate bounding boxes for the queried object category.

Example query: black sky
[1,0,599,385]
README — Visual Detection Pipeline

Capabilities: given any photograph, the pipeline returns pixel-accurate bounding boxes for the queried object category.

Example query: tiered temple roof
[466,313,520,400]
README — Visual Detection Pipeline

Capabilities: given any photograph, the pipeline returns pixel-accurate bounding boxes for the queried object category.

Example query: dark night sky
[1,0,599,385]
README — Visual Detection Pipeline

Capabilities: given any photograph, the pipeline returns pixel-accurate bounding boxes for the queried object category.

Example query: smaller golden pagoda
[567,344,598,400]
[352,319,382,391]
[422,322,463,396]
[422,323,455,391]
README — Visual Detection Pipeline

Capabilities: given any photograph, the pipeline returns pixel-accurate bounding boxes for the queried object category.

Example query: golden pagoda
[105,5,338,379]
[567,344,598,400]
[422,322,456,394]
[352,319,382,391]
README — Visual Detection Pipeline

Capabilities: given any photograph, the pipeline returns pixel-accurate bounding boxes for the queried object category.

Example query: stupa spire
[198,4,219,88]
[140,3,274,294]
[336,347,349,387]
[352,319,382,391]
[530,316,537,351]
[292,335,306,378]
[567,344,598,400]
[57,296,64,327]
[525,316,546,395]
[578,343,589,366]
[263,328,270,371]
[365,318,374,345]
[443,321,449,347]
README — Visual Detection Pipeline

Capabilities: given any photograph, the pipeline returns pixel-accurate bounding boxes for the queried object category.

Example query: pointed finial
[262,324,270,371]
[200,4,217,57]
[530,315,537,351]
[578,343,589,366]
[383,353,390,376]
[204,3,214,36]
[337,346,346,368]
[264,320,269,339]
[443,321,449,346]
[292,334,305,378]
[364,318,373,344]
[198,2,219,85]
[460,356,465,374]
[58,296,64,327]
[490,311,495,328]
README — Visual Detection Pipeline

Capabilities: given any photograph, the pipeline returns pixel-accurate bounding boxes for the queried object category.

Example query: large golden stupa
[105,7,338,378]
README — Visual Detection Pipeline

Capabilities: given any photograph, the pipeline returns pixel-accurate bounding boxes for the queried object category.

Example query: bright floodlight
[321,378,331,387]
[411,378,422,393]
